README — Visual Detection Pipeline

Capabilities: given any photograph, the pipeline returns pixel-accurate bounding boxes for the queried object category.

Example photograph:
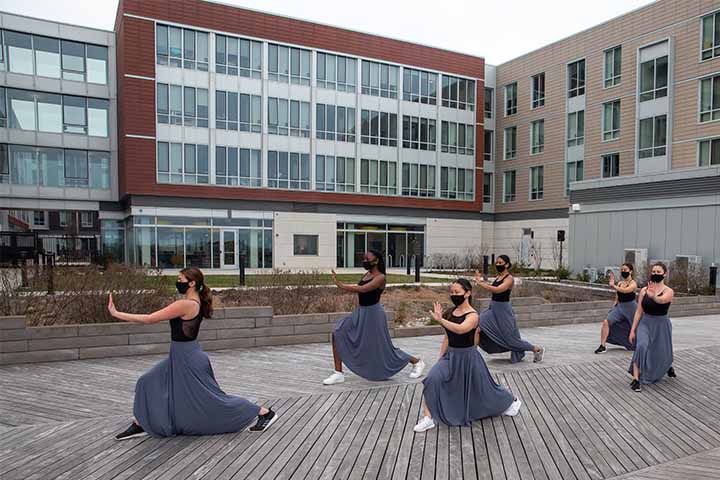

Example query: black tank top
[170,300,203,341]
[642,290,671,316]
[617,288,636,303]
[491,276,511,302]
[445,311,476,348]
[358,278,383,306]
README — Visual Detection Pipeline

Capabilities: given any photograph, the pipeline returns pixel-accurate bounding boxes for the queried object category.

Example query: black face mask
[176,281,191,294]
[450,294,466,306]
[495,264,506,273]
[621,271,630,279]
[650,274,665,283]
[363,260,377,270]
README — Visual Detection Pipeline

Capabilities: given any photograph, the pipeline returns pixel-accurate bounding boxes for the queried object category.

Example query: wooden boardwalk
[2,315,720,479]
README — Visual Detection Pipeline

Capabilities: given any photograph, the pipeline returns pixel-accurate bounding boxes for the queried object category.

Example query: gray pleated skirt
[628,313,673,384]
[478,301,535,363]
[422,346,515,426]
[333,303,412,381]
[606,300,637,350]
[133,340,261,437]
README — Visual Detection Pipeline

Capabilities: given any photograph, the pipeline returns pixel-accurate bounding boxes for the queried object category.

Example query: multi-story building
[114,0,486,271]
[491,0,720,274]
[0,11,118,263]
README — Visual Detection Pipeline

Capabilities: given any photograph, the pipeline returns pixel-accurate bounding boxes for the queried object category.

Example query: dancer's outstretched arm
[331,269,385,293]
[473,271,513,293]
[107,294,195,324]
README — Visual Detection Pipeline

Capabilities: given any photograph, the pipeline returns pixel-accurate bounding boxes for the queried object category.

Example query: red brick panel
[119,0,484,79]
[120,77,156,136]
[119,15,155,78]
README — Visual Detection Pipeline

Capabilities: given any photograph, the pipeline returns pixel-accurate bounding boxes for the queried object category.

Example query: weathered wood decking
[2,316,720,479]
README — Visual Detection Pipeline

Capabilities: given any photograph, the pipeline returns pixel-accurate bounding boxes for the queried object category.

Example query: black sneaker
[630,380,642,392]
[115,423,146,440]
[594,345,607,354]
[667,367,676,378]
[249,409,277,432]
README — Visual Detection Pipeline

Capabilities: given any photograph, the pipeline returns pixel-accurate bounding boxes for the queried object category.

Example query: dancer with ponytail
[323,250,425,385]
[594,263,637,353]
[628,262,676,392]
[109,267,276,440]
[474,255,545,363]
[414,278,521,432]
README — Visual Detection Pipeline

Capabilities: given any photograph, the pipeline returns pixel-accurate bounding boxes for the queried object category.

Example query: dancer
[323,250,425,385]
[628,262,676,392]
[414,278,521,432]
[109,267,276,440]
[473,255,545,363]
[595,263,638,353]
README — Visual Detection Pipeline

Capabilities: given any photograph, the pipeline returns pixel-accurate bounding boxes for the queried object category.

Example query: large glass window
[239,94,262,132]
[268,44,310,85]
[530,119,544,154]
[603,100,621,141]
[504,82,517,116]
[700,75,720,122]
[604,46,622,87]
[568,59,586,97]
[5,31,33,75]
[699,138,720,167]
[567,110,585,147]
[317,53,356,91]
[504,126,517,160]
[63,95,87,134]
[484,87,493,119]
[216,35,261,78]
[638,115,667,158]
[7,88,36,130]
[316,155,355,192]
[64,150,88,187]
[86,45,108,84]
[89,151,111,189]
[61,40,85,81]
[360,159,397,194]
[532,73,545,108]
[483,173,493,203]
[158,142,209,185]
[361,110,397,146]
[566,160,584,195]
[440,167,474,200]
[36,92,62,133]
[639,55,668,102]
[440,121,474,155]
[317,104,355,142]
[9,145,37,185]
[39,147,64,187]
[441,75,475,111]
[403,68,437,105]
[34,35,61,78]
[215,147,260,187]
[529,165,544,200]
[602,153,620,178]
[503,170,516,203]
[402,115,436,151]
[702,12,720,61]
[401,163,436,198]
[156,24,208,71]
[484,130,493,161]
[361,61,398,98]
[87,98,109,137]
[0,87,6,128]
[267,151,310,190]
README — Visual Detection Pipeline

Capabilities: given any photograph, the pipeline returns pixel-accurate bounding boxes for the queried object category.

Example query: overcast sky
[0,0,656,65]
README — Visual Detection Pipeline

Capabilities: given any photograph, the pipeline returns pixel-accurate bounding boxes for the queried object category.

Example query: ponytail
[180,267,214,318]
[368,249,387,274]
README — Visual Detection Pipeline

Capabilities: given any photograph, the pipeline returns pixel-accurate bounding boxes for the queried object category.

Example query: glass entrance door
[221,229,237,269]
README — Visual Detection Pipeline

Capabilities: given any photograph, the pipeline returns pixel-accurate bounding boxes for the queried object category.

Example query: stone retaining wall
[2,296,720,365]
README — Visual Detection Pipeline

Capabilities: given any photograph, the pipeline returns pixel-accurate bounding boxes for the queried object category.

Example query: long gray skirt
[628,313,673,384]
[422,346,515,426]
[334,303,412,381]
[478,301,535,363]
[606,300,637,350]
[134,340,261,437]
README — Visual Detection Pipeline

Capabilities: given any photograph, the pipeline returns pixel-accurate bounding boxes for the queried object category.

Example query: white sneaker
[322,371,345,385]
[502,398,522,417]
[413,416,436,432]
[409,360,426,379]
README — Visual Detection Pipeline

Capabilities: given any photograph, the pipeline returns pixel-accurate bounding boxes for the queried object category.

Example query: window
[59,211,70,228]
[156,84,183,125]
[532,73,545,108]
[566,160,584,195]
[441,75,475,110]
[8,89,38,130]
[0,87,6,128]
[503,170,516,202]
[268,44,310,85]
[64,149,88,187]
[484,130,493,161]
[504,126,517,160]
[699,138,720,166]
[34,35,61,79]
[700,75,720,122]
[317,104,356,142]
[484,88,493,119]
[216,35,261,77]
[215,90,238,130]
[87,99,109,137]
[567,111,585,147]
[504,82,517,116]
[440,121,474,155]
[289,100,311,137]
[89,151,110,189]
[529,165,544,200]
[268,98,310,137]
[5,31,33,75]
[401,163,436,197]
[440,167,474,200]
[182,86,209,127]
[638,115,667,158]
[33,211,47,228]
[317,53,357,91]
[63,95,87,134]
[0,145,109,188]
[293,235,318,256]
[361,61,398,98]
[239,94,262,132]
[361,110,397,146]
[316,155,355,192]
[214,146,260,186]
[568,59,586,97]
[702,12,720,60]
[360,159,397,194]
[169,85,182,125]
[268,151,310,189]
[0,144,8,184]
[639,55,668,102]
[604,46,622,87]
[530,120,544,154]
[36,92,62,133]
[403,68,437,104]
[483,173,493,203]
[603,100,621,140]
[61,40,85,81]
[402,116,436,150]
[80,211,94,228]
[602,153,620,177]
[86,45,108,84]
[157,24,208,71]
[157,142,209,184]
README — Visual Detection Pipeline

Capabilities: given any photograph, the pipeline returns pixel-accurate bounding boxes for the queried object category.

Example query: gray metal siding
[571,176,720,204]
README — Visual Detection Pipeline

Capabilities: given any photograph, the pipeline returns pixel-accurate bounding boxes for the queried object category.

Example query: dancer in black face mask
[323,250,425,385]
[595,263,638,353]
[473,255,545,363]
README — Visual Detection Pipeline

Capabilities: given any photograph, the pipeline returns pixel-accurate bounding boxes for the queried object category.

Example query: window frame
[601,153,620,178]
[698,137,720,167]
[567,110,585,147]
[603,45,622,88]
[567,58,586,98]
[701,12,720,61]
[503,170,516,203]
[529,165,544,201]
[638,114,667,159]
[531,73,545,109]
[504,126,517,160]
[566,160,584,196]
[530,119,544,155]
[602,100,621,141]
[504,82,518,116]
[639,55,668,102]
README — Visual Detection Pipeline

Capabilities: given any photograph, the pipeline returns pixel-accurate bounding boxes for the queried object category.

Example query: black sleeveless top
[617,286,636,303]
[445,311,476,348]
[170,300,203,341]
[358,278,383,306]
[491,276,511,302]
[642,290,671,316]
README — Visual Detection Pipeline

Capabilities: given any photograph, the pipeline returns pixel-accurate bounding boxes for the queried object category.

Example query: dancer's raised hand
[429,302,443,322]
